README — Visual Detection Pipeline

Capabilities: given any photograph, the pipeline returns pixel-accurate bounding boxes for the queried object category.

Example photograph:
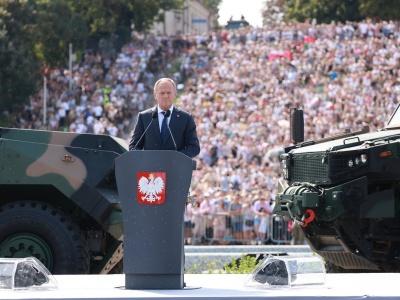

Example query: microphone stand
[132,110,157,150]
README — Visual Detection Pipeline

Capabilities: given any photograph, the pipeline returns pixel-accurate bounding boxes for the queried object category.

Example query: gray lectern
[115,150,195,289]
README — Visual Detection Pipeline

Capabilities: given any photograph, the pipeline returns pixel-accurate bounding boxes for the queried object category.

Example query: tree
[358,0,400,20]
[0,33,40,113]
[0,0,89,113]
[67,0,184,47]
[285,0,361,23]
[284,0,400,24]
[0,0,41,112]
[262,0,286,25]
[32,0,88,68]
[203,0,222,13]
[203,0,221,28]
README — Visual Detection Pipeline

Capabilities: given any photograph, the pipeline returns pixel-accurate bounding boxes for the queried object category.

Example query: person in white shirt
[252,191,273,245]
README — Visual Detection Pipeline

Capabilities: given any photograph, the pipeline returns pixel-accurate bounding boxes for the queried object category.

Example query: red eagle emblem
[137,172,166,205]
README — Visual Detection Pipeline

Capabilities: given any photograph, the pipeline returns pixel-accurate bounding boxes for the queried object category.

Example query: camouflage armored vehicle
[273,106,400,272]
[0,127,127,274]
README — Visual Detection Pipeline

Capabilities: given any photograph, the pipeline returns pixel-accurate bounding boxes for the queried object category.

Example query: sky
[218,0,265,28]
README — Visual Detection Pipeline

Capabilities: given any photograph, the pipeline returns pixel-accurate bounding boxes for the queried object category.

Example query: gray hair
[154,78,177,93]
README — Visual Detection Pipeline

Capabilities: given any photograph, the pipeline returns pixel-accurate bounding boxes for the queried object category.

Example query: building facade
[151,0,216,36]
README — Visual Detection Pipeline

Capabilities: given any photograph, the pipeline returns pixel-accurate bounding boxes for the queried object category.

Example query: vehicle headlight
[280,159,287,169]
[348,154,367,168]
[360,154,367,163]
[348,159,354,168]
[280,154,290,180]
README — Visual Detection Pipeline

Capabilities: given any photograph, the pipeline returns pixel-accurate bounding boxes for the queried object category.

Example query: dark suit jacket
[129,106,200,158]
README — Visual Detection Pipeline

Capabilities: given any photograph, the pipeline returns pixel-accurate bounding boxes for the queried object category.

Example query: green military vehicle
[0,127,127,274]
[273,106,400,272]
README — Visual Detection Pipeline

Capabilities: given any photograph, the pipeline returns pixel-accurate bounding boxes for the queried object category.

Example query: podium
[115,150,196,289]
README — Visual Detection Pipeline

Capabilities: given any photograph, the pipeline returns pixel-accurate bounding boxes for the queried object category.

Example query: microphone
[164,110,177,151]
[132,110,157,150]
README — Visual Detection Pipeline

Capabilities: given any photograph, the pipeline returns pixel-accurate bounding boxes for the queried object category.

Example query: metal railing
[185,213,292,245]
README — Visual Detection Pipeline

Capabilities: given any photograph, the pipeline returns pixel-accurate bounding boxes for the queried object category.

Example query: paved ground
[1,273,398,299]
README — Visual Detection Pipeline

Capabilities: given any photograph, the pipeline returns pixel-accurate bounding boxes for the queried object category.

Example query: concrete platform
[1,273,398,299]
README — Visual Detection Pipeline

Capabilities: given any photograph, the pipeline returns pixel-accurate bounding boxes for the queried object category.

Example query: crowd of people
[10,32,184,138]
[184,189,278,245]
[7,18,400,245]
[179,19,400,245]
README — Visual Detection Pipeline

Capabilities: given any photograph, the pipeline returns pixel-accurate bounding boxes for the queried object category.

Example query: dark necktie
[160,111,168,145]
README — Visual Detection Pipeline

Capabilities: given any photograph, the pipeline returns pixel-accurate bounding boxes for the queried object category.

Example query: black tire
[324,261,341,273]
[324,261,353,273]
[0,201,90,274]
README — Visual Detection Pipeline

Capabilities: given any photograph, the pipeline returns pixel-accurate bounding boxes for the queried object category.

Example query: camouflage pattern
[273,107,400,272]
[0,127,128,274]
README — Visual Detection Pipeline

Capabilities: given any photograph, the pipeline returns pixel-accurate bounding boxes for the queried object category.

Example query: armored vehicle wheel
[324,261,362,273]
[324,261,344,273]
[0,201,90,274]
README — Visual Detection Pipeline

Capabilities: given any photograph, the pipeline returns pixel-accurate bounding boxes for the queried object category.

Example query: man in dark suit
[129,78,199,287]
[129,78,200,159]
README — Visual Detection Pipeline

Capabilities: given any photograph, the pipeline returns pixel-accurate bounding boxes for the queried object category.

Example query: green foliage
[130,0,185,32]
[35,0,88,67]
[203,0,222,13]
[67,0,119,34]
[224,255,257,274]
[0,40,40,112]
[186,263,199,274]
[0,0,188,112]
[358,0,400,20]
[128,1,161,32]
[0,0,90,112]
[284,0,400,23]
[285,0,358,23]
[69,13,90,50]
[68,0,185,38]
[0,113,13,127]
[206,261,217,274]
[34,0,73,66]
[202,0,221,28]
[0,0,41,111]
